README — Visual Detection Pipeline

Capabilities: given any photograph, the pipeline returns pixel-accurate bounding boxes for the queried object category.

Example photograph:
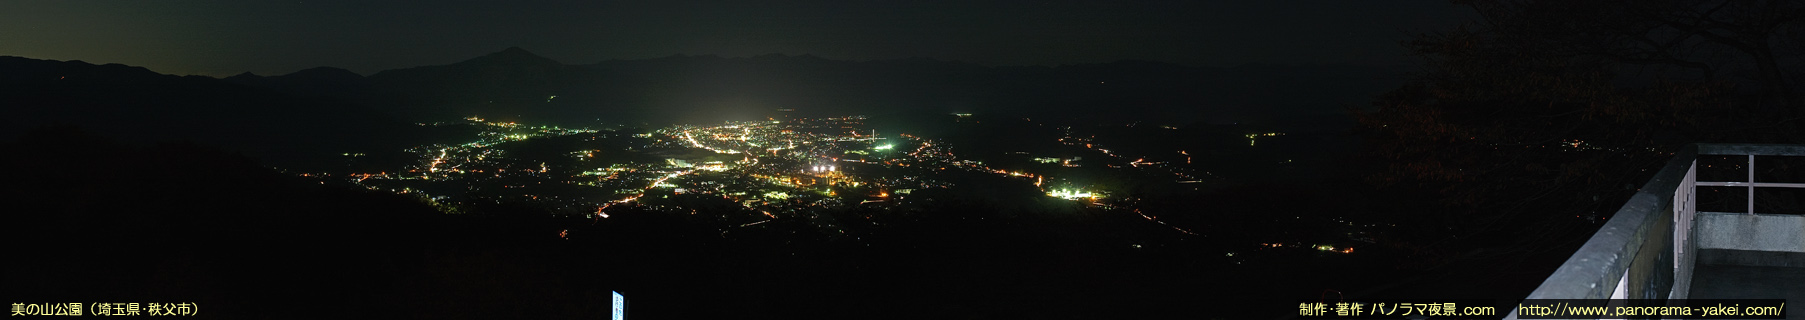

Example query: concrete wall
[1694,212,1805,267]
[1696,212,1805,252]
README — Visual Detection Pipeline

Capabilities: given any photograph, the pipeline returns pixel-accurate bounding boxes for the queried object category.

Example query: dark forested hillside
[0,57,422,170]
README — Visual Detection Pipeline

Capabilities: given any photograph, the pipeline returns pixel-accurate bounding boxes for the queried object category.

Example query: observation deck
[1508,144,1805,319]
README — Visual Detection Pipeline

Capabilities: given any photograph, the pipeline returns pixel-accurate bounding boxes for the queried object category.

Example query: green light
[874,144,894,150]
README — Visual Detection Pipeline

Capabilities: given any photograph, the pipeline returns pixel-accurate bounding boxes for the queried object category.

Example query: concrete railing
[1692,144,1805,268]
[1505,143,1805,319]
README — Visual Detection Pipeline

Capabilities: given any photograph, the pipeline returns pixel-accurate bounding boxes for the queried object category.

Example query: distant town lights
[1047,189,1094,200]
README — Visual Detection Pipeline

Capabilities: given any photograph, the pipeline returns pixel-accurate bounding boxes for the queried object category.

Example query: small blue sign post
[611,291,625,320]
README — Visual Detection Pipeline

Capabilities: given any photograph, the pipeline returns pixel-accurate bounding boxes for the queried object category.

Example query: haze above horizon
[0,0,1473,77]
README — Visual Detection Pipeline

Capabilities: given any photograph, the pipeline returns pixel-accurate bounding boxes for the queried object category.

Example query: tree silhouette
[1354,0,1805,263]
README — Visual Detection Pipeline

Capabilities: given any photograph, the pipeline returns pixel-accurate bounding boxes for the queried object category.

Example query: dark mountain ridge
[224,66,370,100]
[224,47,1403,128]
[2,48,1400,170]
[0,56,420,170]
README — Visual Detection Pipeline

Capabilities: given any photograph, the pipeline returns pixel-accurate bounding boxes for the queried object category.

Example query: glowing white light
[1047,189,1094,200]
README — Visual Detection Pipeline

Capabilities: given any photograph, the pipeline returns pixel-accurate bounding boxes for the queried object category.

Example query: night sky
[1,0,1472,77]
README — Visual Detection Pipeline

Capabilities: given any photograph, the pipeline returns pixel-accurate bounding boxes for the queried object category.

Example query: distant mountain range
[2,48,1404,167]
[222,47,1405,126]
[0,56,420,169]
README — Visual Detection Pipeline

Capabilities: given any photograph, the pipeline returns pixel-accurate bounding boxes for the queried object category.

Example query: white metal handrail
[1506,143,1805,319]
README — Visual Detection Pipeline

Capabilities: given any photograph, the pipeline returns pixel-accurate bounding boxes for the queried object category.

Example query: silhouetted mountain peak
[288,66,361,77]
[98,63,156,74]
[460,47,562,67]
[225,72,263,80]
[740,53,832,63]
[279,66,365,83]
[220,66,369,97]
[221,72,271,87]
[631,54,724,63]
[0,56,173,84]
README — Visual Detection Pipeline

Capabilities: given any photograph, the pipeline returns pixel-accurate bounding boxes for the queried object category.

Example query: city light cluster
[1047,189,1094,200]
